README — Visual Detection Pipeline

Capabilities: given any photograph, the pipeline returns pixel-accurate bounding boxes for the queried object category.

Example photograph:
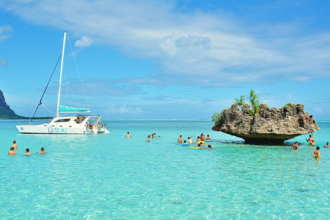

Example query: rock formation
[0,89,52,120]
[0,89,22,119]
[212,103,319,145]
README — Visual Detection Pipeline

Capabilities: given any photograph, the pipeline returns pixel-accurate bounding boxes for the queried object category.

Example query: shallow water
[0,120,329,219]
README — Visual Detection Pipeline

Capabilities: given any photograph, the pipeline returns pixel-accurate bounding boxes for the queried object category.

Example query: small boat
[16,32,109,134]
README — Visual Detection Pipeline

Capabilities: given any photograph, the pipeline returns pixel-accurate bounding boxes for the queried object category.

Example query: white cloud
[0,25,13,42]
[313,108,323,114]
[107,105,142,114]
[0,59,8,67]
[0,25,13,34]
[75,36,93,47]
[1,1,330,86]
[47,78,144,96]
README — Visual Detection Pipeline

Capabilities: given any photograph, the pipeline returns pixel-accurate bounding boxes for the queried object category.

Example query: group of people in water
[146,133,159,142]
[177,133,214,149]
[291,133,329,160]
[125,131,213,149]
[7,140,46,156]
[124,131,160,142]
[9,130,328,157]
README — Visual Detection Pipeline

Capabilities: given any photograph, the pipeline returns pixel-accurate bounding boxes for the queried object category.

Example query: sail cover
[59,105,90,112]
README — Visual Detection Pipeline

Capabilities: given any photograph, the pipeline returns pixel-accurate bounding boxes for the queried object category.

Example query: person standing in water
[177,135,183,143]
[8,147,16,156]
[312,146,321,160]
[25,148,31,156]
[147,135,151,142]
[291,142,299,150]
[324,142,329,148]
[306,133,314,144]
[125,132,132,139]
[206,135,211,140]
[188,137,193,144]
[201,133,205,141]
[12,140,18,150]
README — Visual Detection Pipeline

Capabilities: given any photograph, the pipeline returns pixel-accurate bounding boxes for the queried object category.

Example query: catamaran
[16,32,109,134]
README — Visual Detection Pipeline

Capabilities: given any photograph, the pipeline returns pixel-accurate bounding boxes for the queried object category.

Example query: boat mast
[56,32,67,117]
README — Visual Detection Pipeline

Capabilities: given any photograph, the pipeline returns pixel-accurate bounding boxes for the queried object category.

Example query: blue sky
[0,0,330,119]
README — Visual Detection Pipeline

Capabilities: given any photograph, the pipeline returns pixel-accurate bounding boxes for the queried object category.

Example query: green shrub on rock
[249,90,259,116]
[285,103,293,109]
[212,111,223,124]
[234,95,246,109]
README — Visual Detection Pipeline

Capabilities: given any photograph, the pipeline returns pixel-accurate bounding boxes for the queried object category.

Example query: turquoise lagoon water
[0,120,330,219]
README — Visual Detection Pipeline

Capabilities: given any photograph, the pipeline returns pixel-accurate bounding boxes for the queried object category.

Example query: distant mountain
[0,90,52,119]
[0,90,25,119]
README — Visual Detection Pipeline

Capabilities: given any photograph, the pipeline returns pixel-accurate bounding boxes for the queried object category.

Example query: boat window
[75,116,86,124]
[55,119,71,123]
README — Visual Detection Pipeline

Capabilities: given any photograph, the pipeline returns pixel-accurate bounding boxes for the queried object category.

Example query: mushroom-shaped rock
[212,104,319,145]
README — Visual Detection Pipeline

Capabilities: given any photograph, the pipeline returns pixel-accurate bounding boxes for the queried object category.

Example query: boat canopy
[59,105,90,112]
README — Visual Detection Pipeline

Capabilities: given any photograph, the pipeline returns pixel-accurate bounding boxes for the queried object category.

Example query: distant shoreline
[0,117,53,120]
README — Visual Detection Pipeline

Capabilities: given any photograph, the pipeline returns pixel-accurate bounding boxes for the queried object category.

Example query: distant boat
[16,32,109,134]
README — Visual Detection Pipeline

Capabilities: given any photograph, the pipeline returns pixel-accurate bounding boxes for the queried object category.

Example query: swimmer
[25,148,31,156]
[8,147,16,156]
[198,143,203,148]
[306,133,314,143]
[196,137,204,145]
[311,146,321,160]
[12,140,18,150]
[188,137,193,144]
[125,132,132,139]
[40,147,46,154]
[310,140,316,147]
[325,142,329,148]
[147,135,150,142]
[154,133,156,137]
[201,133,205,141]
[177,135,183,143]
[159,136,161,138]
[151,134,155,139]
[207,145,214,149]
[206,135,211,140]
[291,141,299,150]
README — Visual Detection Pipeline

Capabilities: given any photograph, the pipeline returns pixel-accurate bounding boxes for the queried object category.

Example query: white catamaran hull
[17,125,88,134]
[16,116,109,134]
